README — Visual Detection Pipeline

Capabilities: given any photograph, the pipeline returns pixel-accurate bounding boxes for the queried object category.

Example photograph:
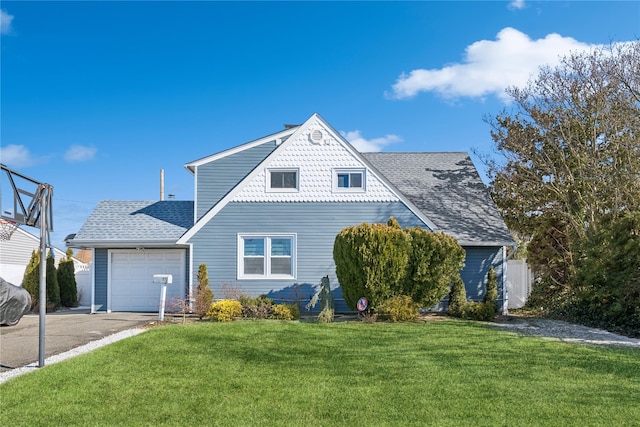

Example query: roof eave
[66,239,186,249]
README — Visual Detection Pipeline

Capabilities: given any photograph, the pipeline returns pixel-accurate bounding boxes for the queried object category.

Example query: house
[67,113,515,314]
[0,226,90,302]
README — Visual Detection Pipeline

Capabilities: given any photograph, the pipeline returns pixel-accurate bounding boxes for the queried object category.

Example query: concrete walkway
[0,309,157,372]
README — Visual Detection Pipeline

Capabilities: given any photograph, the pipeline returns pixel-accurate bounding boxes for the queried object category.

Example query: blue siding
[189,202,426,312]
[94,248,108,312]
[196,142,278,220]
[460,246,504,303]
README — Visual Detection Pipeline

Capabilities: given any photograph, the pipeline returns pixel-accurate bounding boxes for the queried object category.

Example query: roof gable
[178,113,435,243]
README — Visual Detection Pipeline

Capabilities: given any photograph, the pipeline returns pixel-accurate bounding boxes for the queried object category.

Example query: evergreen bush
[333,220,410,309]
[22,250,40,309]
[58,248,78,307]
[447,275,467,318]
[194,263,214,319]
[402,228,465,308]
[46,251,61,309]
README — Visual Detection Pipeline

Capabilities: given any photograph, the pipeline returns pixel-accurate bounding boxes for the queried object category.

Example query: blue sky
[1,1,639,251]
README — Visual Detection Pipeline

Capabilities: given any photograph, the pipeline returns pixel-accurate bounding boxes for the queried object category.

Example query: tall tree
[58,248,78,307]
[487,42,640,330]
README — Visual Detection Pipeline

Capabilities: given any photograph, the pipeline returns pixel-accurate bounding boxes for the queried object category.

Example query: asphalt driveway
[0,309,157,372]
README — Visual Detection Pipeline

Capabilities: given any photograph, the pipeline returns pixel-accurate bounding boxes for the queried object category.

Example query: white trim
[266,168,299,193]
[184,128,298,174]
[107,248,186,312]
[90,248,96,314]
[178,113,438,244]
[237,233,297,280]
[333,168,366,193]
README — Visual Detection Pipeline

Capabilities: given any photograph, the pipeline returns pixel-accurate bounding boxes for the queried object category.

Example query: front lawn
[1,320,638,426]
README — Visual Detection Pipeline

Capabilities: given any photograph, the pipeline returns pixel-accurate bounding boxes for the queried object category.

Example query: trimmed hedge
[334,218,465,311]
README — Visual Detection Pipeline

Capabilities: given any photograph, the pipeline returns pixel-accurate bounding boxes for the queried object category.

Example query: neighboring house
[0,226,89,287]
[68,113,515,314]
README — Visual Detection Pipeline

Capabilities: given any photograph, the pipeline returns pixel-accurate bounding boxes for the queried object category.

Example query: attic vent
[310,130,323,143]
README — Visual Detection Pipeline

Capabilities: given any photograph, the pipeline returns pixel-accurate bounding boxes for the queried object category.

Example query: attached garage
[109,249,186,312]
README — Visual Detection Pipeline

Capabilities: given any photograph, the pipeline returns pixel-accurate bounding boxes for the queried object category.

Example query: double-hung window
[267,168,298,192]
[238,234,296,279]
[334,168,365,192]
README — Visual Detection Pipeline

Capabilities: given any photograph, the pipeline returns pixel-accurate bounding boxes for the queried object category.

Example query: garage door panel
[110,250,185,312]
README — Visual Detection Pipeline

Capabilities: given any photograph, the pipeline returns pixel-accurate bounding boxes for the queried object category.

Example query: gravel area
[491,316,640,348]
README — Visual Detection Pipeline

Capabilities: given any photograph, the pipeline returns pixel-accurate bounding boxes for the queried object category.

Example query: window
[334,169,365,192]
[268,169,298,192]
[238,234,296,279]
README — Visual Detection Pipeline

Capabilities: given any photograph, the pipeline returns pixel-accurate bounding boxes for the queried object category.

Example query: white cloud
[388,27,596,102]
[340,130,401,152]
[0,145,36,168]
[1,9,14,35]
[64,145,97,162]
[508,0,526,10]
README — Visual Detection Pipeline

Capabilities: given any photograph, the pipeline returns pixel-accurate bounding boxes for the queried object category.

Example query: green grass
[1,320,639,426]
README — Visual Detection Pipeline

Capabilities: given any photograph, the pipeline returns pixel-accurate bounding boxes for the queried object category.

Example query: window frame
[237,233,297,280]
[333,168,366,192]
[266,168,299,193]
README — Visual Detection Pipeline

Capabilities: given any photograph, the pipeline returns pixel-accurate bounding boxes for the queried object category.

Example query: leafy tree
[194,263,213,319]
[486,42,640,330]
[46,251,61,309]
[58,248,78,307]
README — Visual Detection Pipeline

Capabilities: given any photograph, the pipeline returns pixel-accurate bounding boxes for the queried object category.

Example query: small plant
[271,304,296,320]
[306,276,335,323]
[379,295,419,322]
[194,263,214,319]
[207,299,242,322]
[169,296,191,324]
[359,311,378,323]
[448,275,468,318]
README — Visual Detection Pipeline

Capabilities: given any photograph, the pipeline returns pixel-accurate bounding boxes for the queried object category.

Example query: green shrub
[270,304,299,320]
[402,228,466,308]
[334,220,410,309]
[45,251,61,309]
[379,295,419,322]
[207,300,242,322]
[22,250,40,310]
[447,275,467,318]
[58,248,78,307]
[448,268,498,322]
[195,264,214,319]
[334,218,465,312]
[483,266,499,317]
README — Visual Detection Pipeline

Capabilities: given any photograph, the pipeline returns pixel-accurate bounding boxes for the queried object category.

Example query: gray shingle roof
[70,200,193,247]
[362,152,514,246]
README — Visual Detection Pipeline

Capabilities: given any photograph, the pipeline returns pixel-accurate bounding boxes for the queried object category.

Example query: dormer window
[267,168,299,192]
[334,168,365,192]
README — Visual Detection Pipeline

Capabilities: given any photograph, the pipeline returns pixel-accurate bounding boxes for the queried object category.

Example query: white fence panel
[75,268,92,307]
[507,259,534,309]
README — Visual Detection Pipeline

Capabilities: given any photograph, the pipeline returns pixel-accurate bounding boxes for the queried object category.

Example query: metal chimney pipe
[160,169,165,201]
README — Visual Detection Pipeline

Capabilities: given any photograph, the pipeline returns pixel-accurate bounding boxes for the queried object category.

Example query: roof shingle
[362,152,514,245]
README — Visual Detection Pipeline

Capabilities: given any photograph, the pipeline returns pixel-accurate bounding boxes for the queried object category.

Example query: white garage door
[110,250,185,312]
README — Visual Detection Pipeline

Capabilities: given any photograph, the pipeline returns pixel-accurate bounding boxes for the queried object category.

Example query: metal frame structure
[1,163,54,367]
